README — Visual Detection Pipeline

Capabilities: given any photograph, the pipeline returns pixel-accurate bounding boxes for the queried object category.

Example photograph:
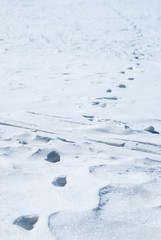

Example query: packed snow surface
[0,0,161,239]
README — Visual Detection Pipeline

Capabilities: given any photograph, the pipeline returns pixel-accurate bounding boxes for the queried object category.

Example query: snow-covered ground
[1,0,161,239]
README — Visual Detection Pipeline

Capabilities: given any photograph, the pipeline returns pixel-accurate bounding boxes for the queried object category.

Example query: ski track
[1,0,161,239]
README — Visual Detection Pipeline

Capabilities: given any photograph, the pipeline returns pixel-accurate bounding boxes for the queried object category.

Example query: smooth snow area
[0,0,161,239]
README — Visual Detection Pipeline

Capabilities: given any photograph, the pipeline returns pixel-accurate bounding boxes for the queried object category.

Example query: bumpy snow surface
[0,0,161,239]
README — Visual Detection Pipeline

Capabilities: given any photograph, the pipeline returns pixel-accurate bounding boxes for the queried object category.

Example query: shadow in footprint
[57,137,75,143]
[92,102,107,108]
[45,151,60,163]
[13,215,39,230]
[18,140,28,145]
[83,115,94,122]
[52,176,67,187]
[144,126,159,134]
[92,102,99,106]
[127,67,133,70]
[106,89,112,93]
[118,84,126,88]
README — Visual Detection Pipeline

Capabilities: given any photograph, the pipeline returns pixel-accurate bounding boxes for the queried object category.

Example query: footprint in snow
[92,102,107,108]
[144,126,159,134]
[32,149,61,163]
[100,103,107,108]
[92,101,99,106]
[18,140,28,145]
[45,151,61,163]
[96,97,118,100]
[118,84,126,88]
[120,71,126,74]
[127,67,133,70]
[13,215,39,230]
[106,89,112,93]
[52,176,67,187]
[83,115,94,121]
[35,135,53,143]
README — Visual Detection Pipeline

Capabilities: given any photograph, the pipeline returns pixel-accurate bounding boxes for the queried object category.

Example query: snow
[0,0,161,239]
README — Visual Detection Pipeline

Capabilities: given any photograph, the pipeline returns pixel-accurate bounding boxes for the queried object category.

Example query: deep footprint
[13,215,39,230]
[45,151,60,163]
[127,67,133,70]
[52,176,67,187]
[144,126,159,134]
[118,84,126,88]
[120,71,125,74]
[106,89,112,93]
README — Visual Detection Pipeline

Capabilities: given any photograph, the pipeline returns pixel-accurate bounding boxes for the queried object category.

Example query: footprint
[89,164,106,174]
[128,78,134,81]
[92,102,107,108]
[118,84,126,88]
[92,102,99,106]
[144,126,159,134]
[35,135,53,143]
[83,115,94,121]
[13,215,39,230]
[45,151,60,163]
[100,103,107,108]
[120,71,125,74]
[106,89,112,93]
[57,137,75,143]
[18,140,27,145]
[127,67,133,70]
[96,97,118,100]
[52,176,67,187]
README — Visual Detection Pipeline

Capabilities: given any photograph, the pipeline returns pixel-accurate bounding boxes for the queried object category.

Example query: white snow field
[0,0,161,239]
